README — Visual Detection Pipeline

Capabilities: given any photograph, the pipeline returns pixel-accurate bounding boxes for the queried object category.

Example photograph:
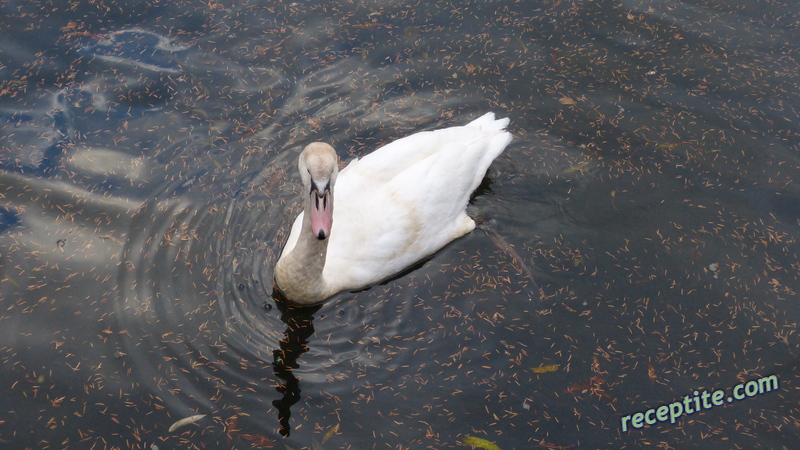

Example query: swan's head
[298,142,339,240]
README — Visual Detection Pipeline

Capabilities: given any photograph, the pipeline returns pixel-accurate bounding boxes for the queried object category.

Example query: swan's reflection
[270,288,320,437]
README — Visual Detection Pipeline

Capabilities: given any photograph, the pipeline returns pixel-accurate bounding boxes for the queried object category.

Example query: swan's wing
[323,114,511,290]
[278,212,304,258]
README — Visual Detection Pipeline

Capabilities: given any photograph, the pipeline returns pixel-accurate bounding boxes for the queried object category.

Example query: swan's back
[337,113,509,192]
[322,112,512,291]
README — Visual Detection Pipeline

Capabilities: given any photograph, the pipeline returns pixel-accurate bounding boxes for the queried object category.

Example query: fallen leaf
[168,414,206,432]
[322,423,339,444]
[531,364,560,373]
[560,161,589,175]
[461,436,501,450]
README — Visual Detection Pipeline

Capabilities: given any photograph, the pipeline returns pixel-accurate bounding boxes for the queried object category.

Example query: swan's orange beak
[309,187,332,240]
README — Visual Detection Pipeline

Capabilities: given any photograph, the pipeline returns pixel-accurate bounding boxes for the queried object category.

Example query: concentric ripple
[111,132,435,443]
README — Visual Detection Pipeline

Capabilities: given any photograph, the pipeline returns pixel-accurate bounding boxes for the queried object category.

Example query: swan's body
[274,112,512,304]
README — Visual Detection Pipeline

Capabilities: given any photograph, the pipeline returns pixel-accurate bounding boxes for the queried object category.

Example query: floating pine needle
[657,141,693,149]
[168,414,206,432]
[648,361,658,383]
[240,433,275,446]
[565,376,614,401]
[531,363,560,373]
[461,436,501,450]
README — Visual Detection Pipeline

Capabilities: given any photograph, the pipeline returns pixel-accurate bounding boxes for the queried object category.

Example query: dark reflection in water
[270,290,322,437]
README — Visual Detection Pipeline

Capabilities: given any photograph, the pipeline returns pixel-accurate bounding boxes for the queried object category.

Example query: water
[1,0,798,448]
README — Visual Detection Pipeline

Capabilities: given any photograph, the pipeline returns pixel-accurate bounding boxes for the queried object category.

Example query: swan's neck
[275,198,331,304]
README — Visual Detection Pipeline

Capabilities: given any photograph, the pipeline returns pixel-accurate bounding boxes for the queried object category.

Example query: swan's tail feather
[468,112,512,179]
[486,124,512,159]
[468,112,510,134]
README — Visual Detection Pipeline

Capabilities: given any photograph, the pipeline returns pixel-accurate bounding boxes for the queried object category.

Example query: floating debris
[559,161,589,175]
[461,436,501,450]
[531,364,560,373]
[168,414,206,432]
[321,423,339,445]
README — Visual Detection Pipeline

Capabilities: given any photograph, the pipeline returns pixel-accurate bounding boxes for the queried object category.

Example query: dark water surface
[1,0,798,448]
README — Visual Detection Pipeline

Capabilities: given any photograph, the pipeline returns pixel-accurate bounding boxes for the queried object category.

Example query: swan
[274,112,512,305]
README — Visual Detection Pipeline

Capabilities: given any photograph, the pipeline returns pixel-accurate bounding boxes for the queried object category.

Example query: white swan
[274,112,512,305]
